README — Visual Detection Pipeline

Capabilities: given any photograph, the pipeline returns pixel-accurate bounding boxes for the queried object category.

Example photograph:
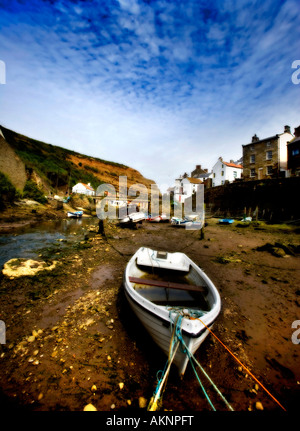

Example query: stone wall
[0,134,27,191]
[204,177,300,221]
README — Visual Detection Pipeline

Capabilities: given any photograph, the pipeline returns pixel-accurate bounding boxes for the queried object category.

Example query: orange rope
[195,317,287,411]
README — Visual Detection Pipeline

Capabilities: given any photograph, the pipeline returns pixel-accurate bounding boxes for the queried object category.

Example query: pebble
[255,401,264,410]
[83,403,97,411]
[139,397,147,408]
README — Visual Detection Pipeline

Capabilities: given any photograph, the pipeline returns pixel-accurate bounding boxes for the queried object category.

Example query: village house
[173,175,202,203]
[72,182,95,196]
[211,157,243,187]
[190,164,213,188]
[287,125,300,177]
[242,125,293,180]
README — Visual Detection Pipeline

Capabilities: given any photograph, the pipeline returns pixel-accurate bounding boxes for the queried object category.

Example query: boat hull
[123,247,221,375]
[67,211,83,218]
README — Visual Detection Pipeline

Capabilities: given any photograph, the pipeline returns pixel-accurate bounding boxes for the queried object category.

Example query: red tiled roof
[81,183,95,191]
[186,177,203,184]
[223,162,243,169]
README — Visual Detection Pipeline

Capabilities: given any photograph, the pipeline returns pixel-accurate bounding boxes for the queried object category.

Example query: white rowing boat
[123,247,221,375]
[67,211,83,218]
[119,212,146,225]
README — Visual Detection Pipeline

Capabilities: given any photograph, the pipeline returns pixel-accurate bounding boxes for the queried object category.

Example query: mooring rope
[193,317,287,412]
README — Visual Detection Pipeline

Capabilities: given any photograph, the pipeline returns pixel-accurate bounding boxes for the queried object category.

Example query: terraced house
[242,125,293,180]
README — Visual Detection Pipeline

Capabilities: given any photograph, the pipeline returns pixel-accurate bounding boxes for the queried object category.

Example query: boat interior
[130,261,211,311]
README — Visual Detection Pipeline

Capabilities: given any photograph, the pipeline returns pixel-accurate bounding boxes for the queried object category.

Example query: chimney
[284,125,291,134]
[230,159,234,163]
[218,156,223,161]
[204,169,208,173]
[294,125,300,137]
[196,165,201,169]
[252,134,259,142]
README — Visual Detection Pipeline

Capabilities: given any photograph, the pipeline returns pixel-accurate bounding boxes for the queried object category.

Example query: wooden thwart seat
[129,276,206,293]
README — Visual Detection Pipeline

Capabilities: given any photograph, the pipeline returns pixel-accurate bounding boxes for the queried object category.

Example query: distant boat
[119,212,146,225]
[67,211,83,218]
[218,219,234,224]
[146,214,169,222]
[123,247,221,375]
[171,217,203,229]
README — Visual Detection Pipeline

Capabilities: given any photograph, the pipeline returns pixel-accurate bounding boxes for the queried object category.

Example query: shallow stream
[0,217,97,267]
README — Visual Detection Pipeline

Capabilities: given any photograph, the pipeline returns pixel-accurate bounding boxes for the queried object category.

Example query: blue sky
[0,0,299,191]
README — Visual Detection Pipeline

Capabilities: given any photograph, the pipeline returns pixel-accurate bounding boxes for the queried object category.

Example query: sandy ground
[0,217,299,413]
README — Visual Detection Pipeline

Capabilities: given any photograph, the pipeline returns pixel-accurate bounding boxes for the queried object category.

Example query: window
[250,155,255,163]
[233,171,237,178]
[266,166,273,175]
[250,146,255,151]
[221,171,224,176]
[266,150,272,160]
[221,180,224,185]
[213,173,216,178]
[266,141,271,147]
[250,169,255,177]
[292,149,300,156]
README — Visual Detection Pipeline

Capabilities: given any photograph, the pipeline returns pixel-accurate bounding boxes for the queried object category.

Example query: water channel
[0,217,98,268]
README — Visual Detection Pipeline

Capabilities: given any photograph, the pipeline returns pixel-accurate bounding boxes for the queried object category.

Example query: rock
[119,382,124,390]
[83,403,97,411]
[91,385,97,392]
[255,401,264,410]
[139,397,147,408]
[2,258,58,279]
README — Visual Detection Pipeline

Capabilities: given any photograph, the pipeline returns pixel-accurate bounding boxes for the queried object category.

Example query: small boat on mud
[67,211,83,218]
[123,247,221,375]
[218,218,234,224]
[119,212,146,225]
[146,214,169,223]
[171,217,203,229]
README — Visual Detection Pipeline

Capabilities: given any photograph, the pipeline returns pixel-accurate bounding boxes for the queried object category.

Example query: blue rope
[170,313,216,411]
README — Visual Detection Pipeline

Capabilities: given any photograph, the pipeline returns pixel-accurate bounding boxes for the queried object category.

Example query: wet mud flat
[0,218,299,412]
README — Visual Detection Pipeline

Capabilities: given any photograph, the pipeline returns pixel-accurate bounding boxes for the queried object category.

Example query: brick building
[242,125,293,180]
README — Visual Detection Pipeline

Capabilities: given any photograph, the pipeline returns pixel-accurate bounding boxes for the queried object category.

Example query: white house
[72,182,95,196]
[211,157,243,187]
[173,176,202,203]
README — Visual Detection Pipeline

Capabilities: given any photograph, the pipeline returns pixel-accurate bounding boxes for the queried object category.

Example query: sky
[0,0,299,192]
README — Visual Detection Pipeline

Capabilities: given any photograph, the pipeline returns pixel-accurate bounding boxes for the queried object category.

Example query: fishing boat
[119,212,146,225]
[123,247,221,375]
[146,214,162,222]
[171,217,203,230]
[218,218,234,224]
[146,213,169,223]
[67,210,83,218]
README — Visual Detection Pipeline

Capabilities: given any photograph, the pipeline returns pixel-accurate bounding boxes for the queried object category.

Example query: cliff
[0,125,155,196]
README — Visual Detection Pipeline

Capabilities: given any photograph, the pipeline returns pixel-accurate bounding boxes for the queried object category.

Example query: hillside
[0,125,155,196]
